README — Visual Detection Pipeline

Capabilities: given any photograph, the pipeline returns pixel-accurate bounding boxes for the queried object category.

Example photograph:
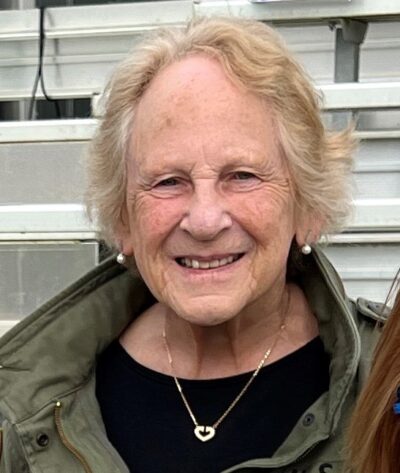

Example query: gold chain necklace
[162,318,286,442]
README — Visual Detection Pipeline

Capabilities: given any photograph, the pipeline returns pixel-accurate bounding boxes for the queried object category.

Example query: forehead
[130,55,280,169]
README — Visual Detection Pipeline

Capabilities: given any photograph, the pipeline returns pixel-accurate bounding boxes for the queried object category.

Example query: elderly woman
[0,17,383,473]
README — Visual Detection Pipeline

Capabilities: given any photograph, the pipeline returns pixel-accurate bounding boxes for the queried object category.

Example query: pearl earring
[116,253,126,264]
[301,243,312,255]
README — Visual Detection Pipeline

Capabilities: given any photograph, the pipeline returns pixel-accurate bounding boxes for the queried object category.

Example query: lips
[176,254,243,269]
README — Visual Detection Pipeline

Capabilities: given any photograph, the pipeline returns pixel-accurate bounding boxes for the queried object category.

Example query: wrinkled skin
[119,55,319,377]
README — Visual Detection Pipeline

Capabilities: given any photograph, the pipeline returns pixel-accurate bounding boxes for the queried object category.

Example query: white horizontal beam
[2,232,399,244]
[0,89,99,102]
[352,199,400,231]
[196,0,400,23]
[0,119,97,143]
[0,232,98,241]
[3,82,400,109]
[2,118,400,143]
[321,82,400,110]
[0,204,96,233]
[6,81,400,110]
[355,130,400,140]
[325,232,400,244]
[1,0,400,44]
[0,2,194,41]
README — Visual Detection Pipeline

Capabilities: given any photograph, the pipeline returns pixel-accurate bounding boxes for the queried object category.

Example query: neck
[163,282,315,380]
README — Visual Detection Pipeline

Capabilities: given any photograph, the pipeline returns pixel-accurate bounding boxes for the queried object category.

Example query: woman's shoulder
[0,257,154,424]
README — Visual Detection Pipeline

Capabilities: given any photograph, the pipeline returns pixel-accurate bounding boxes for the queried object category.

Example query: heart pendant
[194,425,216,442]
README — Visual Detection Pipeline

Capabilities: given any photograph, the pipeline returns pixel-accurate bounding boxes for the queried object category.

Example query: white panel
[354,138,400,200]
[324,243,400,302]
[0,142,86,204]
[0,241,98,320]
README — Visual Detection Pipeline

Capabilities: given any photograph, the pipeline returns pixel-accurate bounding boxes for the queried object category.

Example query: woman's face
[121,55,308,326]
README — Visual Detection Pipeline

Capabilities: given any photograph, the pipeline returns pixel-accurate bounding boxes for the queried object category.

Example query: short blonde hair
[86,16,356,246]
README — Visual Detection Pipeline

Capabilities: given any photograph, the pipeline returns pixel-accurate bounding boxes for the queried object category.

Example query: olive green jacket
[0,248,385,473]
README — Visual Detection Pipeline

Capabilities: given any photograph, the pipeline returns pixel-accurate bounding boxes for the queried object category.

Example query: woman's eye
[156,177,179,187]
[232,171,256,180]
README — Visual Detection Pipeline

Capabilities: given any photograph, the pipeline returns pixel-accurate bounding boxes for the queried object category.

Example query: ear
[295,213,324,248]
[114,205,134,257]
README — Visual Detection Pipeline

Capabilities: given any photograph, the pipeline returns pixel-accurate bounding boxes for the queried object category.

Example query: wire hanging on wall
[28,7,61,120]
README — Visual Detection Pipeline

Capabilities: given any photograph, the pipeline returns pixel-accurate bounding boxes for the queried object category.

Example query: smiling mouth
[176,254,244,270]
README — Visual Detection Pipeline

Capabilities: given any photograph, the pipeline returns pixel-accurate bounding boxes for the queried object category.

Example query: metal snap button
[36,433,50,447]
[302,413,315,427]
[367,301,380,311]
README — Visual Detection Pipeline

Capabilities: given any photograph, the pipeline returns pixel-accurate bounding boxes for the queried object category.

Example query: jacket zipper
[54,401,93,473]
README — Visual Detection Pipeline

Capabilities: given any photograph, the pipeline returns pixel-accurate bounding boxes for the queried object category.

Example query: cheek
[129,195,184,249]
[230,189,295,240]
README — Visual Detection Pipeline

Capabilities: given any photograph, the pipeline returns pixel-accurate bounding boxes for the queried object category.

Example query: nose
[179,180,232,240]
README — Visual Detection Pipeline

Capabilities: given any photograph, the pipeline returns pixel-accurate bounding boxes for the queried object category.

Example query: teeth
[179,255,240,269]
[192,260,200,269]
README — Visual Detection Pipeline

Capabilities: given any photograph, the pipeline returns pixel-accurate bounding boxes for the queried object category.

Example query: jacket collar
[224,248,361,471]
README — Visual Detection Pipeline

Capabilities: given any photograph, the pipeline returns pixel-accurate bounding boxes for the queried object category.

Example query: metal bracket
[332,19,368,128]
[335,19,368,82]
[340,18,368,45]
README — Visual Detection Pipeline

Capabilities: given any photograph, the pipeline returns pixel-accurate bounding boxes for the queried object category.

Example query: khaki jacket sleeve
[0,419,30,473]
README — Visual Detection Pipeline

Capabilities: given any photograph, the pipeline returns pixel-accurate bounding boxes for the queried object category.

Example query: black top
[96,337,330,473]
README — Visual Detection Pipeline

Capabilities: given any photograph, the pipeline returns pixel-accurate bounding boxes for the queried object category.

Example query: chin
[173,299,243,327]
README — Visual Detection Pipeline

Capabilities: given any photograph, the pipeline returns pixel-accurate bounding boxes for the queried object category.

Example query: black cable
[28,24,41,120]
[29,7,61,120]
